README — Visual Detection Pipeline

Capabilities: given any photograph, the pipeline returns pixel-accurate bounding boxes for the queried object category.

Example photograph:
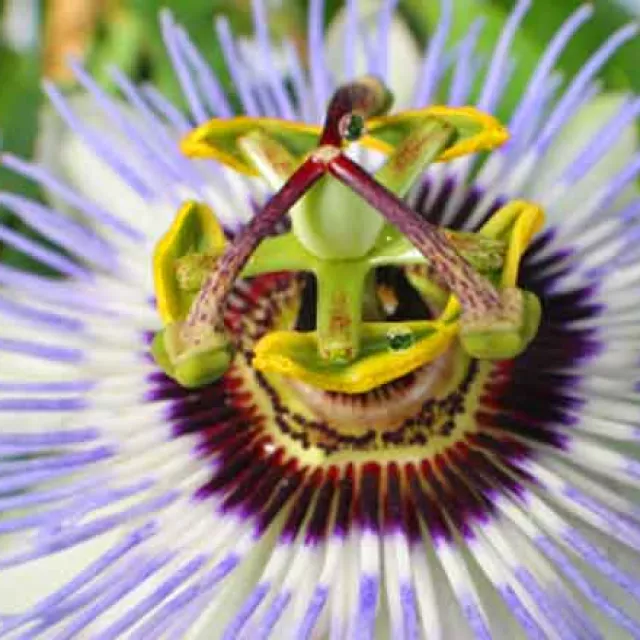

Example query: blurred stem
[0,45,52,272]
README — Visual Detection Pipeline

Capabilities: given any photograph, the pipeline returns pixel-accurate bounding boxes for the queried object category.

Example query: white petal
[0,531,119,614]
[614,0,640,17]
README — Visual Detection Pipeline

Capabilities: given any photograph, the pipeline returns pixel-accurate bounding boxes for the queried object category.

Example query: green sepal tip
[151,326,234,389]
[459,289,541,360]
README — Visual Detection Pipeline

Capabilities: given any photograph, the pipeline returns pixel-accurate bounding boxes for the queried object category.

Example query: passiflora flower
[1,1,640,638]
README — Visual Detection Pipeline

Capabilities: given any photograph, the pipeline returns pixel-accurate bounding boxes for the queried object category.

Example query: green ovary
[291,178,386,260]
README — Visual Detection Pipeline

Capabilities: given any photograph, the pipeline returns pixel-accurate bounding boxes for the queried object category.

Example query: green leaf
[0,44,49,273]
[86,9,146,91]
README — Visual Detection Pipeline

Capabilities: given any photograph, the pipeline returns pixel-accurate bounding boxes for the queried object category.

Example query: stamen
[182,158,326,343]
[174,253,219,292]
[156,158,327,388]
[326,150,543,360]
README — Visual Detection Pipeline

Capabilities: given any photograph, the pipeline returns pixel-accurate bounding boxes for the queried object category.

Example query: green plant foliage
[107,0,305,112]
[0,41,54,273]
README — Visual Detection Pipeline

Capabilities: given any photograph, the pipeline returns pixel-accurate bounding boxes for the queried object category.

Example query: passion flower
[1,1,640,639]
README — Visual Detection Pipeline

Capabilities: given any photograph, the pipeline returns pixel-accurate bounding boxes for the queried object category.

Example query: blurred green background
[0,0,638,271]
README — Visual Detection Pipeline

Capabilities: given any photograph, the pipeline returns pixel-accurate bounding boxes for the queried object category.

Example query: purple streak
[0,523,157,635]
[536,23,639,155]
[222,583,270,640]
[94,554,210,640]
[400,582,419,640]
[354,574,379,640]
[477,0,531,113]
[255,591,291,639]
[563,528,640,601]
[537,535,640,637]
[129,553,241,639]
[159,11,208,124]
[497,584,546,640]
[459,595,492,640]
[0,225,89,279]
[296,585,329,639]
[515,568,582,640]
[0,397,87,412]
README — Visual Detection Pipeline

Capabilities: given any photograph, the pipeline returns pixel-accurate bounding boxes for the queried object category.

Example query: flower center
[221,271,488,459]
[283,269,469,433]
[151,77,544,402]
[154,180,597,544]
